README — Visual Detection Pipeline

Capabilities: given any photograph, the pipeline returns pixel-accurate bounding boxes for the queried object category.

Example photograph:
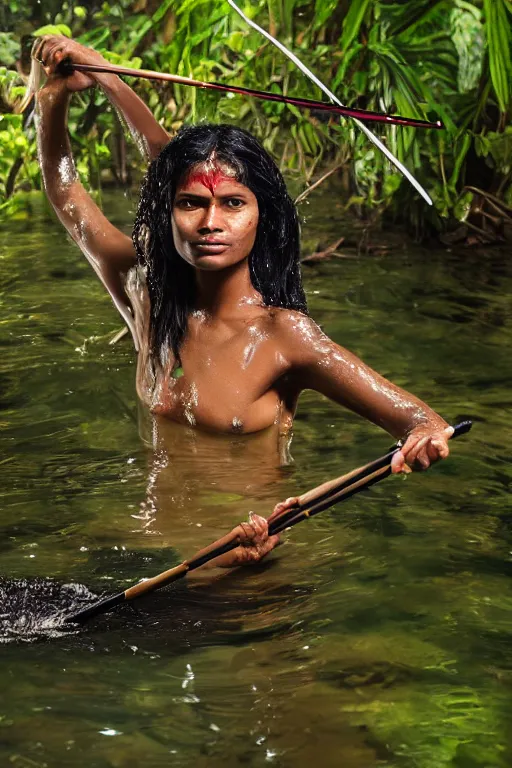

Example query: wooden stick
[295,164,344,205]
[65,421,472,625]
[58,59,444,130]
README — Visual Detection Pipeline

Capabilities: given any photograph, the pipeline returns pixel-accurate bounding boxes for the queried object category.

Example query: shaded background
[1,0,511,240]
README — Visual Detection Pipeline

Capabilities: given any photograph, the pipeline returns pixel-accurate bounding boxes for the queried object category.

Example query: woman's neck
[193,259,262,318]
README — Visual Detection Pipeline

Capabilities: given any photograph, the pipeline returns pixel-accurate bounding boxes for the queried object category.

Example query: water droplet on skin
[243,343,256,368]
[58,156,75,185]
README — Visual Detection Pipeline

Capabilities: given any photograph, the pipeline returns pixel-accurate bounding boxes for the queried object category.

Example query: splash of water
[0,579,98,644]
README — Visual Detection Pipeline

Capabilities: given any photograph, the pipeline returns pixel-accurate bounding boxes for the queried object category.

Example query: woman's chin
[193,256,233,271]
[190,252,249,271]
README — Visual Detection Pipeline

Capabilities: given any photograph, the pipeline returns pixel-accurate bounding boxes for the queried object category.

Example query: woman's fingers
[426,438,439,463]
[44,40,74,76]
[35,36,59,64]
[391,450,412,474]
[46,47,66,75]
[236,533,281,565]
[393,424,453,473]
[247,512,267,540]
[268,496,299,524]
[408,435,433,468]
[413,429,452,467]
[236,514,269,549]
[33,36,62,75]
[31,37,45,63]
[391,432,422,473]
[431,438,450,459]
[214,514,280,567]
[37,35,105,66]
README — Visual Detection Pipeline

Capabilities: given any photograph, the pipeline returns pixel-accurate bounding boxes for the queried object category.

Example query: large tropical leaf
[382,0,449,39]
[483,0,511,113]
[450,2,485,93]
[339,0,372,52]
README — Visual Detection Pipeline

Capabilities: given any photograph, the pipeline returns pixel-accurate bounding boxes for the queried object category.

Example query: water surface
[1,191,511,767]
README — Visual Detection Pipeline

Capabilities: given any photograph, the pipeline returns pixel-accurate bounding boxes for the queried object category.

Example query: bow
[226,0,433,206]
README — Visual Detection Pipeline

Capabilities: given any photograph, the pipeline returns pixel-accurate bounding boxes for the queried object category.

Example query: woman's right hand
[33,35,105,92]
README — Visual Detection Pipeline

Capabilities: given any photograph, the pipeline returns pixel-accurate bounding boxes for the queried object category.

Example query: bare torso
[127,267,298,435]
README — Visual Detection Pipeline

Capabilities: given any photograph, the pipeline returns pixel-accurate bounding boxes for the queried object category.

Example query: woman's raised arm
[34,36,170,161]
[35,36,171,347]
[37,76,139,342]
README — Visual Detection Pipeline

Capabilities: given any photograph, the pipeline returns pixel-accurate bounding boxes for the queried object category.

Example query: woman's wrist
[36,79,72,109]
[405,416,449,439]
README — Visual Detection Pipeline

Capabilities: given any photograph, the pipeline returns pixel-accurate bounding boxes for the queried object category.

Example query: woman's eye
[176,199,196,209]
[226,198,244,208]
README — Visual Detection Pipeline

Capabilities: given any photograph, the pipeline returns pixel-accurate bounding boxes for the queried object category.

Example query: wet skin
[172,169,259,271]
[35,36,453,567]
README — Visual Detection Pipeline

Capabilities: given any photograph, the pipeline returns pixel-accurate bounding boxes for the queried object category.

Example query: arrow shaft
[67,61,442,130]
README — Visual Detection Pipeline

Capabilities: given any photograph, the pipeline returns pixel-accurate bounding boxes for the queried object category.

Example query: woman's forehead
[178,159,247,195]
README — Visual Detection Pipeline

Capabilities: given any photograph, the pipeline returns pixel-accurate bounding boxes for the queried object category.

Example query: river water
[0,191,511,767]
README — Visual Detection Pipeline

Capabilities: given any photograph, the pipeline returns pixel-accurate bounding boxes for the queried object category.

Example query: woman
[35,36,453,567]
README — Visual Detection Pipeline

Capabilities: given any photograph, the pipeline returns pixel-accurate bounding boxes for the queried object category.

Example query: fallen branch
[109,327,129,345]
[295,164,344,205]
[301,236,346,263]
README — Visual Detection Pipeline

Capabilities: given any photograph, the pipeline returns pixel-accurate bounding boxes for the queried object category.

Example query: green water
[1,192,511,768]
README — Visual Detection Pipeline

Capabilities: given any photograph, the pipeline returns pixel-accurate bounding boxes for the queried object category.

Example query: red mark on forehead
[183,167,234,194]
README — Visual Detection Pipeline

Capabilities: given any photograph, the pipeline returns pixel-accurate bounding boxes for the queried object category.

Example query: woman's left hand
[211,513,281,568]
[391,424,454,474]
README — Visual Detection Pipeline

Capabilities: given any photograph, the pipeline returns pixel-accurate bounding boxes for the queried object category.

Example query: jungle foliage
[0,0,511,240]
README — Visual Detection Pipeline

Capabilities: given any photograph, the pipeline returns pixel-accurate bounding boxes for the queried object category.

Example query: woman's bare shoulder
[266,307,332,365]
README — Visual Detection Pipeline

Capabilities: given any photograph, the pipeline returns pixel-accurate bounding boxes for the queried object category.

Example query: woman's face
[171,161,259,271]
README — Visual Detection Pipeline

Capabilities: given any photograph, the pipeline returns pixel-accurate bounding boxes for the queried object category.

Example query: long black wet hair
[132,123,307,366]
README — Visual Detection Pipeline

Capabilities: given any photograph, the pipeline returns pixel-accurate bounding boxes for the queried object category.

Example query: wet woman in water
[35,36,453,566]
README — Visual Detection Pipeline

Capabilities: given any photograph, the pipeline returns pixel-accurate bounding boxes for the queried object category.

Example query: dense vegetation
[0,0,511,240]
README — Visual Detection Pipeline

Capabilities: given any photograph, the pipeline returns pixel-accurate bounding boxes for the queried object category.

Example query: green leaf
[314,0,338,29]
[224,31,244,52]
[175,0,211,18]
[450,5,485,92]
[152,0,175,23]
[449,131,471,187]
[339,0,371,52]
[33,24,72,37]
[332,43,364,91]
[389,0,447,40]
[484,0,511,112]
[0,32,20,67]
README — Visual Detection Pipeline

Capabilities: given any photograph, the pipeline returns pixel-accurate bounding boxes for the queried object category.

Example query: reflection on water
[134,413,293,544]
[0,194,511,767]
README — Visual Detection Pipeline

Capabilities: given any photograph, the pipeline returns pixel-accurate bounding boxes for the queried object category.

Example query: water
[1,191,511,767]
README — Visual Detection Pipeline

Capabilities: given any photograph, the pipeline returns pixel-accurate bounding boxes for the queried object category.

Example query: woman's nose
[198,202,224,233]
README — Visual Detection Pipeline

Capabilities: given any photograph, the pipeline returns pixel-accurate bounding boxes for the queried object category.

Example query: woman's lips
[193,241,230,254]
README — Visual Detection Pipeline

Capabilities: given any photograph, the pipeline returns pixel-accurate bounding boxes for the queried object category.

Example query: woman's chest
[150,328,290,433]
